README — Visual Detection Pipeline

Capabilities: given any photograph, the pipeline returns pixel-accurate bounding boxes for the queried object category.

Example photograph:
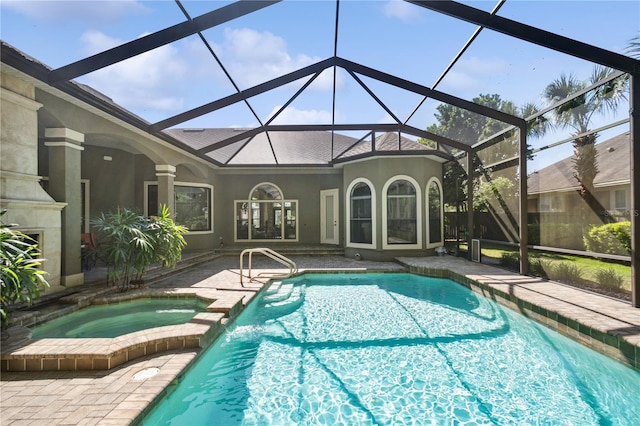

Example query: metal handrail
[240,248,298,285]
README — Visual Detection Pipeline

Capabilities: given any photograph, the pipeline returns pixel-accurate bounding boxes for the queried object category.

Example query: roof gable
[528,132,630,194]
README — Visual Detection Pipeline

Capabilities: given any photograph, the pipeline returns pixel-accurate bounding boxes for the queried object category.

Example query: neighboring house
[1,44,448,295]
[528,132,631,219]
[527,132,631,250]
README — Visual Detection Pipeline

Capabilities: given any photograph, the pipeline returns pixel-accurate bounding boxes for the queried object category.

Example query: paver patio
[1,255,638,425]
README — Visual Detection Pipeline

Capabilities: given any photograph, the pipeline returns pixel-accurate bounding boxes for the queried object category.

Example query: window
[539,195,564,212]
[145,182,213,233]
[383,176,421,249]
[147,184,158,217]
[174,185,211,231]
[613,189,627,211]
[427,178,443,248]
[350,182,372,244]
[346,178,376,248]
[235,183,297,241]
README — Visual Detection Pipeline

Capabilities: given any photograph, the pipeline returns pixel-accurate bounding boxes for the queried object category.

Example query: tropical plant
[528,257,548,279]
[546,261,584,285]
[0,210,49,327]
[150,205,189,268]
[626,33,640,59]
[91,205,187,290]
[594,267,624,290]
[542,67,628,220]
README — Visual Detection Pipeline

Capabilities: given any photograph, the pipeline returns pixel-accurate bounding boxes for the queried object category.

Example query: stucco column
[155,165,176,216]
[45,128,84,287]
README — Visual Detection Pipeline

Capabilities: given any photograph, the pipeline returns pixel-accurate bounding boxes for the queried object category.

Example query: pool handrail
[240,248,298,285]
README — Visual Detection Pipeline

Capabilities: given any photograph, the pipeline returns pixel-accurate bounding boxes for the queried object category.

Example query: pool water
[142,273,640,425]
[31,298,206,339]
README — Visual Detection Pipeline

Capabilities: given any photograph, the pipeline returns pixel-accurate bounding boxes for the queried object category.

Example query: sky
[1,0,638,170]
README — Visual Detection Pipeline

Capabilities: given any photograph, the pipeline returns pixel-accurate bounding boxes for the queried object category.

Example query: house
[528,132,631,218]
[1,43,448,296]
[1,0,638,308]
[527,132,631,250]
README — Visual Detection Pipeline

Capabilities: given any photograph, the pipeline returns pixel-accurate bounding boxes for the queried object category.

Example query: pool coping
[0,287,250,372]
[3,261,638,373]
[396,259,639,372]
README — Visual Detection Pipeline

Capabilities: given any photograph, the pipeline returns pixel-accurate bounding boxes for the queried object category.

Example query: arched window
[235,183,297,241]
[251,183,282,200]
[346,178,376,248]
[426,178,443,248]
[383,176,421,249]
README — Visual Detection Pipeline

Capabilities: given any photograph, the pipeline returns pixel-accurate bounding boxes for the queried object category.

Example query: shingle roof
[165,129,434,165]
[165,129,360,165]
[335,132,429,159]
[528,132,630,194]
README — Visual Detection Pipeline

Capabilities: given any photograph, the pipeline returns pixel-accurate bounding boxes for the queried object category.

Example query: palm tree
[627,33,640,59]
[542,66,628,220]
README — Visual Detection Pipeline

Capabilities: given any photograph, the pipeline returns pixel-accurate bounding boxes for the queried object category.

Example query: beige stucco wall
[212,170,343,248]
[4,64,446,289]
[342,156,444,261]
[1,71,65,291]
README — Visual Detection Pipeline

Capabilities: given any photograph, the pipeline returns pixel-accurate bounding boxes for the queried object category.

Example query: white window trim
[382,175,422,250]
[425,177,444,249]
[538,193,565,213]
[611,188,627,211]
[144,181,214,235]
[248,182,284,200]
[346,178,377,249]
[234,182,298,242]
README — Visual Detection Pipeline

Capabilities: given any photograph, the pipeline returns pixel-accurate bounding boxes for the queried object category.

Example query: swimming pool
[141,273,640,425]
[31,298,207,339]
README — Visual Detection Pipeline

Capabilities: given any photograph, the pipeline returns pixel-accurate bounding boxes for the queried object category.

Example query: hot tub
[31,297,208,339]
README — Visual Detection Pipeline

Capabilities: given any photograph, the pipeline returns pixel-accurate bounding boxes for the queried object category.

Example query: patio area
[1,254,638,425]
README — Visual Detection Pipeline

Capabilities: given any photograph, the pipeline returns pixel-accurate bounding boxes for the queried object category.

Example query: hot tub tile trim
[1,289,234,372]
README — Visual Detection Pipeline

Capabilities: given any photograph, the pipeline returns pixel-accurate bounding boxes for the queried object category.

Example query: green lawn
[460,243,632,292]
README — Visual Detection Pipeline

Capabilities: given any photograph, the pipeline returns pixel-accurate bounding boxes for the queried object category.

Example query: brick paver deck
[1,255,638,425]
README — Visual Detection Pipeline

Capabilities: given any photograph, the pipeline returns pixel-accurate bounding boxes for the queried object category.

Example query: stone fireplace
[1,71,66,292]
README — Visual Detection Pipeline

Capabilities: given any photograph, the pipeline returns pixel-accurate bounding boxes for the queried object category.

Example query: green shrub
[500,252,520,270]
[92,205,187,289]
[594,267,624,290]
[529,257,549,279]
[583,221,631,256]
[1,210,49,326]
[499,252,548,278]
[547,261,583,284]
[537,259,555,278]
[527,223,540,246]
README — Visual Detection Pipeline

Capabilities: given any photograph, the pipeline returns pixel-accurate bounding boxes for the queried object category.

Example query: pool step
[261,282,294,304]
[264,281,283,295]
[256,283,305,320]
[265,285,303,308]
